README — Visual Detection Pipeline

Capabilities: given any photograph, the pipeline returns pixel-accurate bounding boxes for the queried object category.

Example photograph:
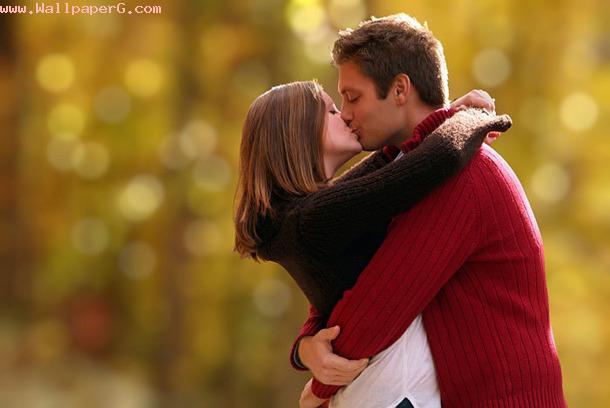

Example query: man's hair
[332,13,449,107]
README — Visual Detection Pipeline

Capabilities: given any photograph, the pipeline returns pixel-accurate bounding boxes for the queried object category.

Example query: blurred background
[0,0,608,406]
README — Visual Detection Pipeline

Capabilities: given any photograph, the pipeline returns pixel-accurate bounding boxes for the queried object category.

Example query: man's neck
[392,104,439,146]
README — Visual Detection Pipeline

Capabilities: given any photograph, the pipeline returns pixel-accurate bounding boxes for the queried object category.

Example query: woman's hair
[234,80,327,260]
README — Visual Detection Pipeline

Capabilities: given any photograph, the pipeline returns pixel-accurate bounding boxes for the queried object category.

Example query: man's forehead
[337,63,371,94]
[338,73,364,94]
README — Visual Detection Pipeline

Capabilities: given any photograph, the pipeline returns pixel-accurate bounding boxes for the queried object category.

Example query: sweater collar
[401,106,457,153]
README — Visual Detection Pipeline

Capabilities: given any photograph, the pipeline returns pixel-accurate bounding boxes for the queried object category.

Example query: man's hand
[299,378,328,408]
[450,89,501,145]
[450,89,496,113]
[298,325,369,386]
[484,131,501,145]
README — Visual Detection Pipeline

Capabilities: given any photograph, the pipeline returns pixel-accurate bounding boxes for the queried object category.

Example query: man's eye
[344,95,357,103]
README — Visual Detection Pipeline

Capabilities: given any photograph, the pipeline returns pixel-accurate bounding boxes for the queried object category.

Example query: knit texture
[296,110,566,406]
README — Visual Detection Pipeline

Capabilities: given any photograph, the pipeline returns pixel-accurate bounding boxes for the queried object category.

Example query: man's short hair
[332,13,449,107]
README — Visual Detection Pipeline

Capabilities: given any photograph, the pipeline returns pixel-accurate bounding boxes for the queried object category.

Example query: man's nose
[340,109,353,126]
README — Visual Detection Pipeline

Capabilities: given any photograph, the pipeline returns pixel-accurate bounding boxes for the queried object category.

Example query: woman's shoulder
[255,194,302,246]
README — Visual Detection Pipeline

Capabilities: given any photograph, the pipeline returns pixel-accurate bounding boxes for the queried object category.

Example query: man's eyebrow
[339,87,357,95]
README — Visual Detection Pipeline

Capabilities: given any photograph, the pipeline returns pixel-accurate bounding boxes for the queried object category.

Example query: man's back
[422,144,566,406]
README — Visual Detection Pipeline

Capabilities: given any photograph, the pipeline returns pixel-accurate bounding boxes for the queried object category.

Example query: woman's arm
[292,109,510,258]
[332,89,497,186]
[329,150,390,185]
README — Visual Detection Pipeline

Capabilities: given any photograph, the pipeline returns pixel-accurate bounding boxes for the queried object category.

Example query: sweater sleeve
[330,150,393,185]
[310,160,482,399]
[293,110,511,259]
[294,136,460,258]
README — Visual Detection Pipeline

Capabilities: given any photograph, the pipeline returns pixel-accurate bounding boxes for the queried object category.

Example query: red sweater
[294,143,567,406]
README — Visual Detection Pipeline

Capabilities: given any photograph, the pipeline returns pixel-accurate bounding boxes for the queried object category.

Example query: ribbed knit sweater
[292,110,567,406]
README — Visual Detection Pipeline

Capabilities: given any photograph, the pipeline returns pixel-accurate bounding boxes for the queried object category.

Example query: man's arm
[291,306,369,385]
[310,159,482,399]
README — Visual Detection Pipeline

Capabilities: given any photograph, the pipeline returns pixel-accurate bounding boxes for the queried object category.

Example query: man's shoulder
[459,144,529,209]
[462,144,516,183]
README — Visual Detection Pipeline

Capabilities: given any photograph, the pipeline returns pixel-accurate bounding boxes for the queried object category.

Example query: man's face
[338,61,403,150]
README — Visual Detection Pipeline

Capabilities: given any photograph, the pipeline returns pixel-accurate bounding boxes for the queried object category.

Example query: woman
[234,81,509,407]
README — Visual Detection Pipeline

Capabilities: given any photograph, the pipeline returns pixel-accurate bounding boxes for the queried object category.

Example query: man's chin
[359,141,379,152]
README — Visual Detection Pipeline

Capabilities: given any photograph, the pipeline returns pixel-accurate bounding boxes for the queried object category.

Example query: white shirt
[329,315,440,408]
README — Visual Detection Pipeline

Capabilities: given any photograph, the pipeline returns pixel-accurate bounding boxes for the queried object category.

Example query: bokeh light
[472,48,511,88]
[71,218,110,255]
[116,175,165,222]
[183,220,224,257]
[94,86,131,124]
[179,120,218,160]
[47,136,79,171]
[192,156,231,192]
[530,163,571,204]
[328,0,366,29]
[560,92,599,132]
[158,134,191,170]
[124,59,164,98]
[286,0,327,39]
[71,141,110,179]
[47,103,86,136]
[303,26,337,65]
[36,54,75,93]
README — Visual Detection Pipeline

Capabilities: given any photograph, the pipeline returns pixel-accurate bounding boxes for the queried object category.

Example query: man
[294,14,567,407]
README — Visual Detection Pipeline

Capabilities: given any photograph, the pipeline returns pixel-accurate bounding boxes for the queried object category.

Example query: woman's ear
[393,74,411,105]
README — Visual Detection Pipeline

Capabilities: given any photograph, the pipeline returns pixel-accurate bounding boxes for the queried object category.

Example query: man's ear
[392,74,411,105]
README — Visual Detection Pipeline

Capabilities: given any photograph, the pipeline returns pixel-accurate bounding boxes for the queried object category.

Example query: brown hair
[234,81,327,260]
[332,13,448,107]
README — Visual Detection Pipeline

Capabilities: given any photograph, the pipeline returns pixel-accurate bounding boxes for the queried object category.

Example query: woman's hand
[450,89,495,113]
[298,325,369,386]
[299,379,329,408]
[427,108,512,168]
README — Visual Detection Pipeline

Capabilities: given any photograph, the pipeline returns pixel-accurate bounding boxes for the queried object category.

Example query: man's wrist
[293,337,308,369]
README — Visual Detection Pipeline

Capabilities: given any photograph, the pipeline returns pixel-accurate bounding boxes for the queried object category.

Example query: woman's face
[321,91,363,164]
